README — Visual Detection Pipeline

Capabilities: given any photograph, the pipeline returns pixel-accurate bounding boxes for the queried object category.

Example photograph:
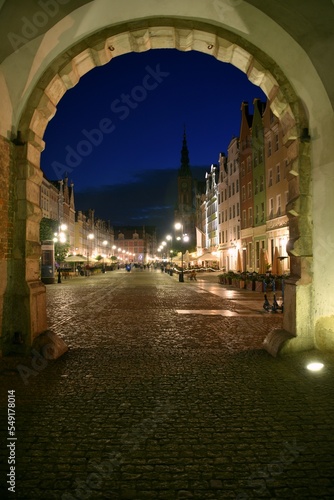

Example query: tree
[40,218,58,242]
[40,218,70,264]
[54,241,70,264]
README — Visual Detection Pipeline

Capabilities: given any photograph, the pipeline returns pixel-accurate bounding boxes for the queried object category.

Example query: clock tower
[175,129,196,244]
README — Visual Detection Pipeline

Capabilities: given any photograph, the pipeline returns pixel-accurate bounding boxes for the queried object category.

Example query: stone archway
[1,1,333,356]
[2,21,310,356]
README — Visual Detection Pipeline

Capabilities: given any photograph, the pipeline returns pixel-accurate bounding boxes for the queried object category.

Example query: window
[255,205,259,224]
[269,198,274,218]
[277,194,281,216]
[275,133,279,151]
[241,162,245,177]
[248,207,253,226]
[248,242,252,268]
[276,164,281,183]
[242,210,246,229]
[254,178,258,195]
[253,153,258,167]
[259,149,263,163]
[248,182,252,198]
[256,241,260,268]
[232,182,235,196]
[247,157,251,172]
[230,164,233,176]
[242,186,246,201]
[260,176,264,192]
[261,202,265,222]
[268,169,273,187]
[236,179,239,193]
[229,185,231,198]
[237,202,240,216]
[229,207,232,219]
[268,140,272,157]
[233,205,235,218]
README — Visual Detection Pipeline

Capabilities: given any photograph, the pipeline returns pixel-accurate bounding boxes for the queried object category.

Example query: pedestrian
[190,269,197,281]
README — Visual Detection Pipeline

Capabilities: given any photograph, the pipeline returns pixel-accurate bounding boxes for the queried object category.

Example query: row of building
[175,99,290,274]
[40,176,157,264]
[41,97,291,274]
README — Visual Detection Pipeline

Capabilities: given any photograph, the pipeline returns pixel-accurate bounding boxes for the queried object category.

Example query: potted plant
[254,273,267,292]
[218,273,227,285]
[245,272,257,291]
[239,272,247,289]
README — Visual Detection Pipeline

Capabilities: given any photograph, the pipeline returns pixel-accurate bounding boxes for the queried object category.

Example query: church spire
[179,126,191,176]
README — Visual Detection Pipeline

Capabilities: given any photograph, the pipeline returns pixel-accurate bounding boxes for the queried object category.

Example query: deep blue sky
[41,49,265,237]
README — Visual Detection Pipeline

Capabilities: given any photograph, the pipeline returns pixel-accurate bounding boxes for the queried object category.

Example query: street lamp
[174,223,189,282]
[102,240,108,272]
[166,234,172,269]
[87,233,94,275]
[53,223,68,283]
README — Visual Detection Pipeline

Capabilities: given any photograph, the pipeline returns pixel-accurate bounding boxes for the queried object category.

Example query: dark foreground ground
[1,269,334,499]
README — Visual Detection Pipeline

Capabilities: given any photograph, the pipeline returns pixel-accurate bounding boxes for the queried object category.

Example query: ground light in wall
[306,362,324,372]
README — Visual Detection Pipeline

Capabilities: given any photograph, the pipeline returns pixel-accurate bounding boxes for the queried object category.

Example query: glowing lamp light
[306,362,324,372]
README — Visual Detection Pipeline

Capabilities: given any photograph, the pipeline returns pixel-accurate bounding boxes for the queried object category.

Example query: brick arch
[14,21,310,353]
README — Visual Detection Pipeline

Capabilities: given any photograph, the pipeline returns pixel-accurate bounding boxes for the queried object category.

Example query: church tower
[175,129,196,245]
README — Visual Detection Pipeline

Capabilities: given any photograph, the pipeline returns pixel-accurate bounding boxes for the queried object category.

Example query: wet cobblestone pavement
[1,269,334,499]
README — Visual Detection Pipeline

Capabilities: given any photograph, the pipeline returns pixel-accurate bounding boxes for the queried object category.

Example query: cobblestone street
[1,269,334,499]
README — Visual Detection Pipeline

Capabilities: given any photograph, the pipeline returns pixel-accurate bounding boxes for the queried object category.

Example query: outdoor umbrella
[236,250,243,272]
[271,248,278,274]
[273,247,282,275]
[197,252,218,261]
[259,249,266,274]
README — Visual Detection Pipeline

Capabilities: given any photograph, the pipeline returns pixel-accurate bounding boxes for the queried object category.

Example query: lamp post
[166,234,172,272]
[53,223,68,283]
[87,233,94,276]
[174,222,189,282]
[102,240,108,272]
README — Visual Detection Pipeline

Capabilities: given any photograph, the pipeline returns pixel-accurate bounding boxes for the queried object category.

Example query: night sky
[41,49,266,238]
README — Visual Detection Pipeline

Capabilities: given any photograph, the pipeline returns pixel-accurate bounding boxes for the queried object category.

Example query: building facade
[194,98,290,274]
[114,226,157,264]
[40,176,115,263]
[217,141,241,271]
